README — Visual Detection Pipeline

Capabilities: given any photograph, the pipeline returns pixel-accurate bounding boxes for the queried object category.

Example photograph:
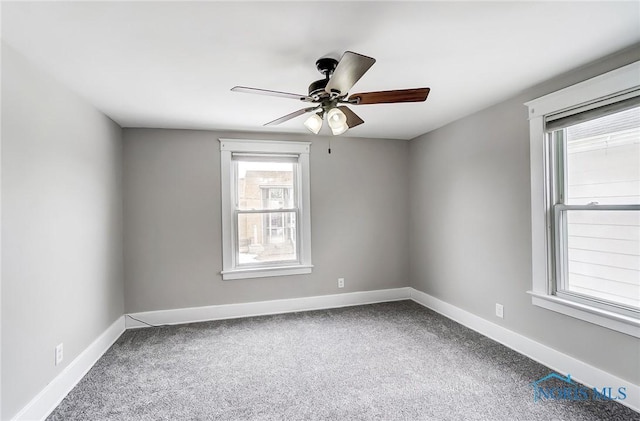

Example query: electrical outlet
[338,278,345,288]
[495,303,504,319]
[55,343,64,366]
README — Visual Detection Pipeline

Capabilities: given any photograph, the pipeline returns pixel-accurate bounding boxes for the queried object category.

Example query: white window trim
[219,139,313,280]
[525,61,640,338]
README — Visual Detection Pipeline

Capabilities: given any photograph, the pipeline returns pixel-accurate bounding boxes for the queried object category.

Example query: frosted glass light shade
[304,113,323,134]
[327,107,348,135]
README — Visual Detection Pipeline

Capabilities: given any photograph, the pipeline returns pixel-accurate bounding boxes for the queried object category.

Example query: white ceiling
[2,1,639,140]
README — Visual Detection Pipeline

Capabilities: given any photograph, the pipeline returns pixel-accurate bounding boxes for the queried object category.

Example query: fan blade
[231,86,312,102]
[264,107,318,126]
[349,88,430,105]
[325,51,376,95]
[337,106,364,129]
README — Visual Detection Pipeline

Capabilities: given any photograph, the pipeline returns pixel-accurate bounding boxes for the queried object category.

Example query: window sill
[528,291,640,338]
[221,265,313,280]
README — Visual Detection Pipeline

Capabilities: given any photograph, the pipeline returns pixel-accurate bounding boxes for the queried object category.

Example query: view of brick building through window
[237,161,297,264]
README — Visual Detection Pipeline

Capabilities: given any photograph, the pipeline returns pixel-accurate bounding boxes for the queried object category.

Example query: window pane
[565,106,640,205]
[564,210,640,308]
[237,161,295,210]
[237,212,297,265]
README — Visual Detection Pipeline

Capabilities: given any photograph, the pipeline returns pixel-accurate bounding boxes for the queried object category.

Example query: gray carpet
[47,301,638,420]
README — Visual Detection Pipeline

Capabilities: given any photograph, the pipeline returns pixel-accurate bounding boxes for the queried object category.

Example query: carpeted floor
[48,301,638,420]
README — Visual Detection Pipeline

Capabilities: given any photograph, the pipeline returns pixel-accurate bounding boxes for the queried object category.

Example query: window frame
[219,139,312,280]
[525,61,640,338]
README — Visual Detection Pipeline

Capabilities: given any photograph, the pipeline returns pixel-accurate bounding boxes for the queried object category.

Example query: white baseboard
[15,287,638,419]
[126,287,412,328]
[12,316,126,421]
[409,287,640,413]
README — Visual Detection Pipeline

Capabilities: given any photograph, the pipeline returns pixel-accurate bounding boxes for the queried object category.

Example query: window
[551,107,639,311]
[261,187,294,248]
[526,61,640,337]
[219,139,312,280]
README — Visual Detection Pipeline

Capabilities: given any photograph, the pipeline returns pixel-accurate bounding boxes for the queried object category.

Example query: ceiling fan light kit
[303,112,323,134]
[326,107,348,135]
[231,51,430,136]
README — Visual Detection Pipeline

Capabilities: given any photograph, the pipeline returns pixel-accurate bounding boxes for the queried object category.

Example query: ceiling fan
[231,51,430,136]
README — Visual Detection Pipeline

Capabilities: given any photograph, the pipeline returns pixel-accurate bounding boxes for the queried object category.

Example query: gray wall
[4,36,637,420]
[1,44,124,420]
[408,46,640,384]
[123,129,409,313]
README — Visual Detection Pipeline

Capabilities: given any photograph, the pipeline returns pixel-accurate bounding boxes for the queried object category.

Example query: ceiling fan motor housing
[308,78,328,97]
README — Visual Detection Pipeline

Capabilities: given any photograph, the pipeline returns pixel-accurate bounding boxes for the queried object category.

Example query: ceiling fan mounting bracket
[315,57,338,77]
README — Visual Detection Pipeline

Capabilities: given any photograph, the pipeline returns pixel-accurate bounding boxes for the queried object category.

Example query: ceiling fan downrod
[308,57,339,99]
